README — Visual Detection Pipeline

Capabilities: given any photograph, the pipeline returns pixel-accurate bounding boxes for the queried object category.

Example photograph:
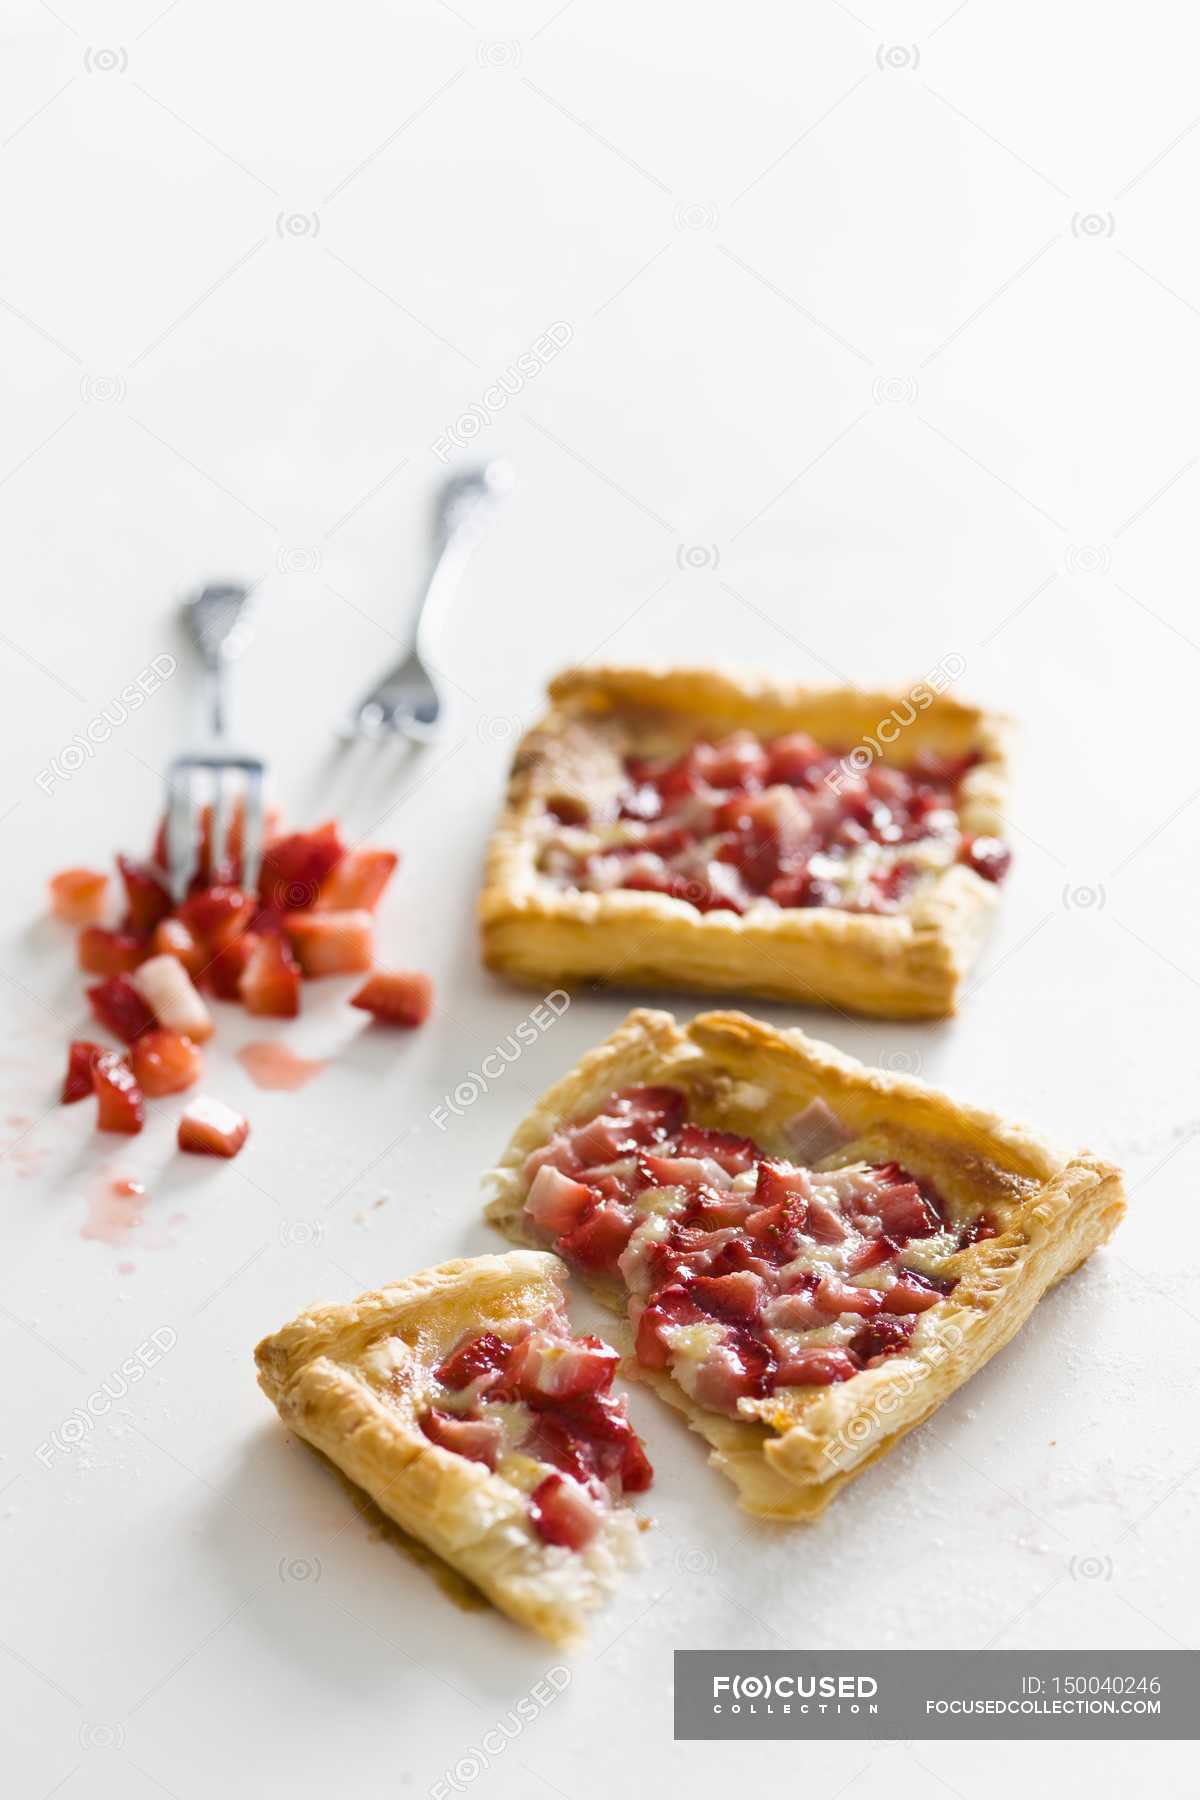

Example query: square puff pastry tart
[486,1009,1126,1521]
[479,665,1012,1019]
[256,1251,650,1647]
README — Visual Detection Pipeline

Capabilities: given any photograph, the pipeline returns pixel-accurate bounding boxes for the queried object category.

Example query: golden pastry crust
[478,665,1012,1019]
[255,1250,644,1646]
[485,1010,1126,1520]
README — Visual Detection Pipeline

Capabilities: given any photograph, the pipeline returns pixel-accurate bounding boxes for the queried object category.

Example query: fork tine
[240,763,265,897]
[210,770,232,887]
[166,759,201,903]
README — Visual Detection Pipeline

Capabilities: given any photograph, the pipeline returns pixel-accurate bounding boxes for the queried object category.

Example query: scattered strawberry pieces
[240,933,302,1017]
[258,822,345,912]
[92,1051,145,1134]
[62,1039,105,1103]
[132,955,213,1043]
[87,974,156,1044]
[117,855,172,934]
[349,969,432,1026]
[78,927,147,977]
[528,1471,600,1550]
[178,1096,249,1158]
[49,868,108,925]
[130,1030,203,1097]
[151,915,205,977]
[283,909,374,977]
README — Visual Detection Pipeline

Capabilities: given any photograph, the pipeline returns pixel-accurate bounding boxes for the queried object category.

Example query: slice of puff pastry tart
[255,1251,652,1647]
[486,1009,1126,1522]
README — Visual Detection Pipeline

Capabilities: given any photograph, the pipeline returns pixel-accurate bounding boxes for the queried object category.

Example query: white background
[2,1,1198,1795]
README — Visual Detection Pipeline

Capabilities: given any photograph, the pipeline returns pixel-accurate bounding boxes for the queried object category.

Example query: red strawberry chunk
[964,1211,999,1244]
[556,1200,636,1274]
[316,847,398,912]
[78,927,147,977]
[151,916,205,978]
[178,1097,249,1158]
[526,1165,595,1236]
[130,1030,203,1098]
[693,732,771,791]
[851,1315,916,1362]
[87,974,156,1043]
[610,1085,686,1138]
[634,1285,702,1369]
[874,1181,938,1242]
[774,1345,860,1387]
[675,1123,758,1173]
[690,1270,765,1323]
[959,835,1011,883]
[434,1330,512,1390]
[177,885,254,942]
[62,1040,104,1103]
[767,731,824,784]
[283,909,373,977]
[349,970,432,1026]
[49,868,108,925]
[528,1472,600,1550]
[420,1408,503,1469]
[815,1273,884,1316]
[259,822,346,912]
[117,855,172,934]
[205,931,259,999]
[92,1051,144,1134]
[881,1272,944,1314]
[513,1331,618,1404]
[239,933,302,1018]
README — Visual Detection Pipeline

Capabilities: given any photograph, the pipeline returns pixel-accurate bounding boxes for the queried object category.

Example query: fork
[165,581,266,902]
[339,459,513,742]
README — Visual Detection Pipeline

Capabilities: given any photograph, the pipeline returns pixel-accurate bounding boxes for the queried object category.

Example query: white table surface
[2,2,1197,1794]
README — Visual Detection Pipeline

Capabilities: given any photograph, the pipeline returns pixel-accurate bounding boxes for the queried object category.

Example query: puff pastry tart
[255,1251,652,1646]
[486,1010,1125,1521]
[479,665,1013,1017]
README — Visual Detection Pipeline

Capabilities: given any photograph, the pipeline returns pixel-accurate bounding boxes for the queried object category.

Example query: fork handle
[183,582,254,742]
[407,529,476,665]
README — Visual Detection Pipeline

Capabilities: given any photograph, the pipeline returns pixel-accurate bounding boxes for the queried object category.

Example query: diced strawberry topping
[62,1039,104,1103]
[526,1165,595,1235]
[259,823,346,912]
[78,927,147,977]
[611,1085,687,1137]
[205,930,259,999]
[850,1315,916,1363]
[117,855,172,934]
[150,916,206,977]
[690,1270,765,1323]
[634,1284,701,1368]
[130,1029,203,1097]
[556,1200,636,1274]
[434,1330,512,1389]
[873,1181,939,1242]
[92,1051,144,1134]
[881,1271,945,1314]
[964,1211,999,1243]
[283,909,373,977]
[178,1097,249,1158]
[815,1273,884,1316]
[959,836,1011,883]
[132,956,213,1043]
[528,1471,600,1550]
[675,1123,758,1173]
[239,933,302,1017]
[512,1331,619,1403]
[773,1346,860,1386]
[349,969,432,1026]
[49,868,108,925]
[420,1408,503,1469]
[177,885,255,942]
[87,974,156,1043]
[316,847,398,912]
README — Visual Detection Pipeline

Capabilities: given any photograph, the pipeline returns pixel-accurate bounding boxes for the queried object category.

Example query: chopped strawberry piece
[806,1197,850,1243]
[959,835,1011,883]
[512,1331,619,1403]
[881,1271,945,1314]
[850,1315,915,1362]
[78,927,147,977]
[178,1096,249,1158]
[87,974,156,1043]
[177,885,254,942]
[62,1039,104,1103]
[283,909,373,977]
[316,847,398,912]
[774,1345,860,1386]
[767,731,824,784]
[205,931,259,999]
[420,1408,503,1469]
[874,1181,938,1242]
[964,1211,999,1243]
[527,1165,596,1236]
[690,1271,765,1323]
[815,1273,884,1316]
[151,916,205,978]
[116,855,172,933]
[528,1471,600,1550]
[556,1200,636,1274]
[259,822,346,912]
[49,868,108,925]
[132,956,213,1043]
[239,933,302,1017]
[435,1330,512,1390]
[349,969,432,1026]
[753,1159,812,1210]
[693,732,771,791]
[634,1285,701,1369]
[845,1233,900,1274]
[92,1051,144,1133]
[130,1029,203,1097]
[611,1085,686,1138]
[675,1123,758,1173]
